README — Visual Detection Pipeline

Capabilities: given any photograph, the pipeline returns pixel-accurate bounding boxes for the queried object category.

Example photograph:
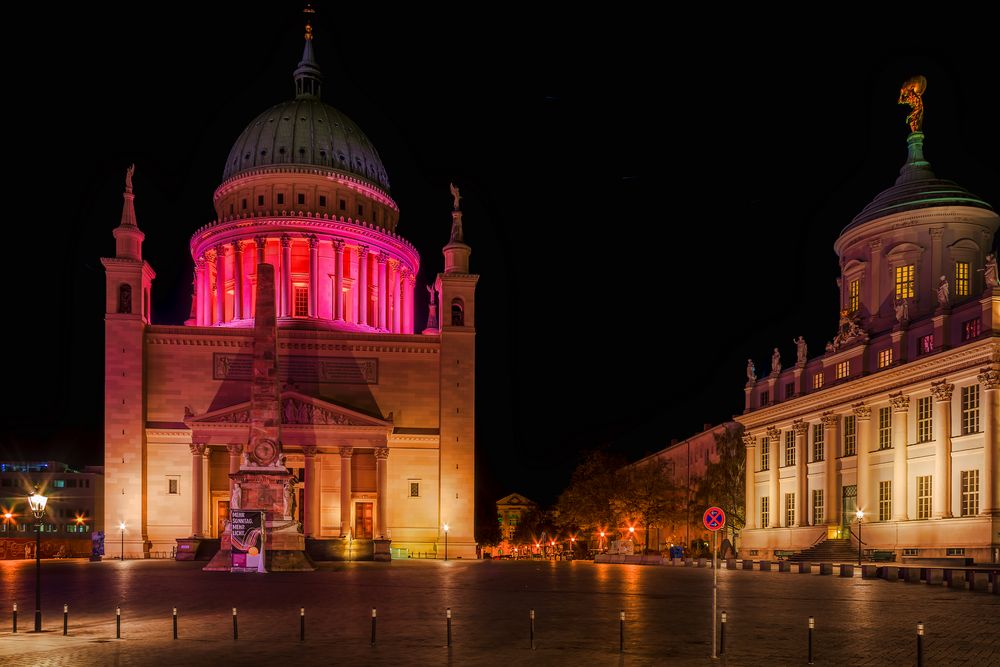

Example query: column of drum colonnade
[193,236,414,332]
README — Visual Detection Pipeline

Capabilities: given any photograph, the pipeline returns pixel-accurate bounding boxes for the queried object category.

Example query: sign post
[703,506,726,660]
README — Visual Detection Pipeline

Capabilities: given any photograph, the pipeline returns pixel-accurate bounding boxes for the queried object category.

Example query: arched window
[451,299,464,327]
[118,284,132,314]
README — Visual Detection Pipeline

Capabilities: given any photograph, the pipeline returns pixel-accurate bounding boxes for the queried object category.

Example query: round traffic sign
[703,506,726,531]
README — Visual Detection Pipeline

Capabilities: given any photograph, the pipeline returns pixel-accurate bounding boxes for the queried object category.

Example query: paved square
[1,558,997,665]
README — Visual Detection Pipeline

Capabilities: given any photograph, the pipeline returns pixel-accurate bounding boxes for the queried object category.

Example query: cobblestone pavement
[0,558,997,666]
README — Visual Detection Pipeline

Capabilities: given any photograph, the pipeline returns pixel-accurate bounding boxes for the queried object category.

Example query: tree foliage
[554,450,625,534]
[613,457,684,550]
[694,424,746,549]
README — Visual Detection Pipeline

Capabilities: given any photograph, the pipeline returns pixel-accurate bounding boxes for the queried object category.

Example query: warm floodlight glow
[855,510,864,520]
[27,489,48,517]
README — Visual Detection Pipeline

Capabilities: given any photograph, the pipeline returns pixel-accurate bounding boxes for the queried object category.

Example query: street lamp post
[855,510,864,566]
[599,531,605,553]
[628,526,635,552]
[27,486,48,632]
[443,523,449,561]
[119,522,126,560]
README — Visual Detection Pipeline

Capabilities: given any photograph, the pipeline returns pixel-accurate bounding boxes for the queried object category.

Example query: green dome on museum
[222,32,391,191]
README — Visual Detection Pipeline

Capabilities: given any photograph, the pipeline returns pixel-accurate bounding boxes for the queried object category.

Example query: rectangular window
[836,361,850,380]
[879,480,892,521]
[294,286,309,317]
[357,204,364,216]
[760,390,769,406]
[277,193,285,205]
[760,437,769,471]
[878,407,892,449]
[319,195,327,207]
[813,373,824,389]
[339,198,346,210]
[917,334,934,355]
[241,198,247,209]
[167,477,179,495]
[916,475,932,519]
[955,261,970,297]
[812,423,824,462]
[962,317,982,341]
[53,480,65,488]
[894,264,915,299]
[917,396,932,443]
[760,497,769,529]
[785,493,796,527]
[849,279,860,312]
[878,348,893,369]
[844,416,856,456]
[297,193,305,205]
[961,470,979,516]
[408,481,421,498]
[257,195,264,206]
[785,382,795,399]
[946,547,965,556]
[812,489,824,525]
[784,431,795,467]
[902,548,918,556]
[961,384,980,435]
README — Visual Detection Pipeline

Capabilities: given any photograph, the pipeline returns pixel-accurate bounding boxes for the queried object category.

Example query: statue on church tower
[898,75,927,133]
[125,164,135,193]
[449,183,464,243]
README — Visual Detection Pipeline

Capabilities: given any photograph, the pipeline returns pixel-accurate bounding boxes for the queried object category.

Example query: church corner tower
[101,165,156,557]
[436,185,479,557]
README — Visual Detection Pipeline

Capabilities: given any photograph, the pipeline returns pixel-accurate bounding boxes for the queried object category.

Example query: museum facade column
[333,240,344,320]
[375,447,389,539]
[742,433,756,530]
[190,443,208,536]
[821,412,839,526]
[853,403,872,515]
[766,426,780,528]
[889,392,910,521]
[302,446,318,537]
[793,419,808,526]
[339,446,353,536]
[978,368,1000,515]
[931,380,955,519]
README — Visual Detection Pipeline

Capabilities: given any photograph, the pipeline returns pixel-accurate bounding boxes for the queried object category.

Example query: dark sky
[5,8,999,520]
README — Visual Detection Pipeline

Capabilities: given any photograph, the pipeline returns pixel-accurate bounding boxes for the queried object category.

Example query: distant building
[496,493,537,542]
[0,462,104,558]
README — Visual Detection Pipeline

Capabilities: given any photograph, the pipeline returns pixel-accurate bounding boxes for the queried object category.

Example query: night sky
[5,8,999,523]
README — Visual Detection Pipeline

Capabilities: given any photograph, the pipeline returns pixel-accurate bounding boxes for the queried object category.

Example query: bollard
[173,607,177,640]
[371,608,377,647]
[808,616,814,664]
[63,603,68,636]
[529,609,535,650]
[619,610,624,654]
[12,602,16,633]
[446,607,452,647]
[720,610,727,656]
[917,621,924,667]
[116,607,121,639]
[300,607,305,641]
[233,608,238,641]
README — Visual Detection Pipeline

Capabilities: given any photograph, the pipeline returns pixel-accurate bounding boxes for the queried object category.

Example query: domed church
[101,15,478,561]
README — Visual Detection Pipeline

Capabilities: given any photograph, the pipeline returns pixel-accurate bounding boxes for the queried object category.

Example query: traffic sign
[703,506,726,531]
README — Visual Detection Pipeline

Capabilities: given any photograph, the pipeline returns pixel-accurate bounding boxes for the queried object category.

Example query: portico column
[333,240,345,321]
[233,242,244,320]
[255,235,267,265]
[308,236,319,318]
[377,254,388,331]
[280,235,292,317]
[853,403,872,515]
[189,443,208,536]
[977,368,1000,515]
[889,392,910,521]
[302,446,318,537]
[226,444,242,496]
[821,412,839,526]
[742,433,757,530]
[375,447,389,539]
[931,380,955,518]
[214,244,226,325]
[339,446,353,536]
[405,272,416,334]
[793,420,808,526]
[195,258,206,326]
[766,426,780,528]
[357,245,369,326]
[392,263,402,333]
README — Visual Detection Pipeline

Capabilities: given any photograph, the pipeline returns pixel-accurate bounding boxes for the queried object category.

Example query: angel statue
[125,164,135,192]
[449,182,461,210]
[898,75,927,133]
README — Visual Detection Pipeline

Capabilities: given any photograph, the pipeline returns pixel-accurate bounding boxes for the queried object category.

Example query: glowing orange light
[74,514,86,525]
[2,513,11,521]
[628,526,635,534]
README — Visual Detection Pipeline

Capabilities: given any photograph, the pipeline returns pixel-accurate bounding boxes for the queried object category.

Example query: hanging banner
[230,510,265,573]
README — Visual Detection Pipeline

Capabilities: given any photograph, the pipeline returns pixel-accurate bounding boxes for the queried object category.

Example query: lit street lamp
[628,525,635,550]
[599,531,605,553]
[855,510,864,566]
[27,486,48,632]
[443,523,449,561]
[119,522,126,561]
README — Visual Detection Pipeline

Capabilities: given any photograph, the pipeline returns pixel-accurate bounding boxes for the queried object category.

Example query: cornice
[212,165,397,211]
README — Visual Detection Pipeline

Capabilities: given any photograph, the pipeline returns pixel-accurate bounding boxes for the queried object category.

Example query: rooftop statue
[793,336,807,365]
[898,75,927,133]
[125,164,135,193]
[771,348,781,375]
[746,358,756,385]
[449,182,462,211]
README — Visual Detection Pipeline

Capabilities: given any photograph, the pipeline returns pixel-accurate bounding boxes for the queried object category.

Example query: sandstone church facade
[101,20,477,559]
[738,81,999,563]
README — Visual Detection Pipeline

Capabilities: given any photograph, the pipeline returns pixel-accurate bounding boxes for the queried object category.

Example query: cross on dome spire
[294,4,322,99]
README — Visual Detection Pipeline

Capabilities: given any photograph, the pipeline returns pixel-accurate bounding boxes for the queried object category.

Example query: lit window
[961,385,980,435]
[878,348,893,369]
[961,470,979,516]
[294,286,309,317]
[836,361,850,380]
[849,279,860,312]
[962,317,982,341]
[918,334,934,355]
[894,264,915,299]
[812,424,824,461]
[955,261,969,297]
[784,431,795,467]
[878,407,892,449]
[917,397,932,443]
[813,373,824,389]
[760,496,769,528]
[53,480,65,488]
[879,481,892,521]
[916,475,932,519]
[812,489,824,525]
[785,493,796,527]
[843,416,856,456]
[760,437,769,471]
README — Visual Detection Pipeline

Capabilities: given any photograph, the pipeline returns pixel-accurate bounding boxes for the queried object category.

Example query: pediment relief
[184,391,391,428]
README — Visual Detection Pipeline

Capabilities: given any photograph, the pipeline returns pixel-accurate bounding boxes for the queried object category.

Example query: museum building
[101,20,478,559]
[737,81,999,563]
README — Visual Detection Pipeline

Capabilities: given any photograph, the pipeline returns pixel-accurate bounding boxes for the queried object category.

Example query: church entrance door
[355,502,373,539]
